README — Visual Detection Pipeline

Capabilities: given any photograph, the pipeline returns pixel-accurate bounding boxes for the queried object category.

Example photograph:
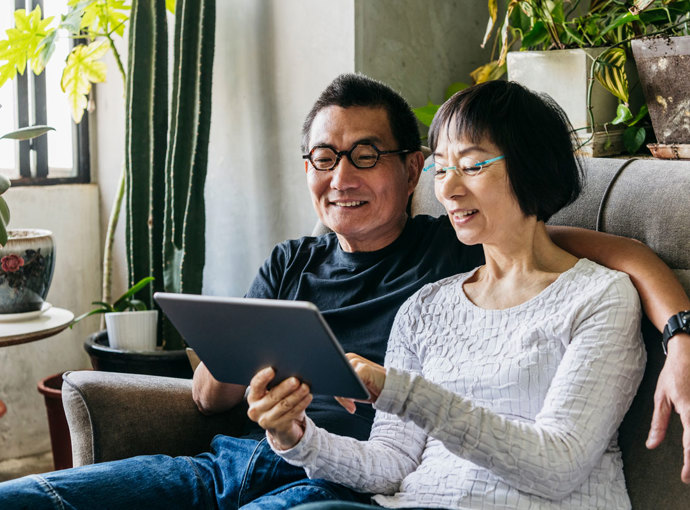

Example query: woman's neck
[464,221,579,310]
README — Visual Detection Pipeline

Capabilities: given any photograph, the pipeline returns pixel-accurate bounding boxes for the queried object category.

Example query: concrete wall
[0,185,100,460]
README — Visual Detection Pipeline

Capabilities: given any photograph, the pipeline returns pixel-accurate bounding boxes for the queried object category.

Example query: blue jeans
[0,435,370,509]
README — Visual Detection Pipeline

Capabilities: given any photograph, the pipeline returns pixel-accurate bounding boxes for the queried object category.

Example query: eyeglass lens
[310,144,380,170]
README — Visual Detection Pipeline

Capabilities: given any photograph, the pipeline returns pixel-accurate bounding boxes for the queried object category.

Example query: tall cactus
[125,0,216,350]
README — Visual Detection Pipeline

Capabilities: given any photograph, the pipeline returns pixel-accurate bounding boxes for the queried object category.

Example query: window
[0,0,89,185]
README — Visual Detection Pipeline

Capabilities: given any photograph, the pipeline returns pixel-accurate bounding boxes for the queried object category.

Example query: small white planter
[507,48,644,156]
[105,310,158,351]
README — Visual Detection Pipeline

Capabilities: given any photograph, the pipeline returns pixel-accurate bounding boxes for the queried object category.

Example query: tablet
[153,292,370,400]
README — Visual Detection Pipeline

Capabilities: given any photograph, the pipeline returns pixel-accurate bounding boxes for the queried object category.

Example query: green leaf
[35,30,57,75]
[629,104,648,126]
[0,125,54,140]
[0,173,11,193]
[0,196,10,246]
[70,307,109,328]
[60,39,109,123]
[593,47,629,103]
[521,21,550,49]
[112,276,154,310]
[623,126,646,154]
[599,12,639,39]
[413,102,440,127]
[611,103,633,125]
[61,1,91,34]
[444,82,468,100]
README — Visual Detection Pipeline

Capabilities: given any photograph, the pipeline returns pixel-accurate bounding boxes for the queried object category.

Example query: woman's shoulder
[411,267,480,305]
[568,258,640,305]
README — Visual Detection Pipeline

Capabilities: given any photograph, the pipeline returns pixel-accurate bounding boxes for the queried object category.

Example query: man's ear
[406,151,425,194]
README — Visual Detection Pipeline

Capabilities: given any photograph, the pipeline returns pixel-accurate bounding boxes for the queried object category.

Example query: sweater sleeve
[270,298,428,494]
[375,275,646,500]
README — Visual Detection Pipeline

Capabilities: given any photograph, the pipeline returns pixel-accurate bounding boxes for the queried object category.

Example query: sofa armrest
[62,370,247,466]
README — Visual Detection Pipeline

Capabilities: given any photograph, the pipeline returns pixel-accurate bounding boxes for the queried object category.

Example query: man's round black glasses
[302,143,411,171]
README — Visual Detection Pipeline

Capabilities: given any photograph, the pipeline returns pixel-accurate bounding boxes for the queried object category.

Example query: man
[1,73,689,509]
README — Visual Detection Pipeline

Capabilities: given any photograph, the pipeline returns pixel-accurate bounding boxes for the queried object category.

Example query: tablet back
[154,293,370,399]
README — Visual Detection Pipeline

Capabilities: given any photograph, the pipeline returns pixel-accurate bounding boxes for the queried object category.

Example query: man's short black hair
[428,80,583,223]
[302,73,421,154]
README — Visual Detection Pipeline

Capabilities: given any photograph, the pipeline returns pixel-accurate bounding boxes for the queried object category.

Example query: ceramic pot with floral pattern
[0,229,55,314]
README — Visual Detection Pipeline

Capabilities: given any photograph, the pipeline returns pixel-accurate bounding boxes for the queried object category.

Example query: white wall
[1,0,489,463]
[203,0,356,298]
[0,185,100,460]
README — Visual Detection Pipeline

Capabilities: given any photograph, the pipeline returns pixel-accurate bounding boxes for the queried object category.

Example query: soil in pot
[84,330,193,379]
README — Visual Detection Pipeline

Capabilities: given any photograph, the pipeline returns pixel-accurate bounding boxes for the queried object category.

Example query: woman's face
[433,127,526,247]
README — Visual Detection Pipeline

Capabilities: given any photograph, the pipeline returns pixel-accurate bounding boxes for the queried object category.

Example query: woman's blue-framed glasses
[424,155,505,178]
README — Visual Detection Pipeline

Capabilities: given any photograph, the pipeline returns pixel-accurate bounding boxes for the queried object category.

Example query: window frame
[8,0,90,187]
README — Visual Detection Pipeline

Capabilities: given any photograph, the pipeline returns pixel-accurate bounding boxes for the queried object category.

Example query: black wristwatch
[661,311,690,355]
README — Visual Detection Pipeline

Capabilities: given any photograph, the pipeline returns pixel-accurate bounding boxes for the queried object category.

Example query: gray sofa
[63,157,690,508]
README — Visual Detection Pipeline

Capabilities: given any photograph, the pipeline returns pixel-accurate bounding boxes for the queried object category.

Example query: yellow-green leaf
[61,39,109,123]
[481,0,499,48]
[497,0,520,66]
[593,47,628,103]
[470,60,506,84]
[0,6,55,87]
[166,0,176,14]
[81,0,130,38]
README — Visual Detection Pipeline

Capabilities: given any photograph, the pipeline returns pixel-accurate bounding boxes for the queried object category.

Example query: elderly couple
[2,74,689,510]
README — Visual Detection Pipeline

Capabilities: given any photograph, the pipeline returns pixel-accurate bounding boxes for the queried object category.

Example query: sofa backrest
[412,156,690,508]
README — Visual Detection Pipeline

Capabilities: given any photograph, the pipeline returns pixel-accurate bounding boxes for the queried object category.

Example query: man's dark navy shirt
[242,214,484,440]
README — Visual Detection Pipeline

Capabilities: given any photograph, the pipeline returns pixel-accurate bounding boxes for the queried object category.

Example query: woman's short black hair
[428,81,583,222]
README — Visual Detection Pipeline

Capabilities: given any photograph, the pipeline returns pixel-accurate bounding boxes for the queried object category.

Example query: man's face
[305,106,421,252]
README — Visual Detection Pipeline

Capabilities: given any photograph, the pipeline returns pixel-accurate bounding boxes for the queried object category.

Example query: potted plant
[415,1,690,155]
[0,124,56,316]
[72,276,157,351]
[0,1,216,372]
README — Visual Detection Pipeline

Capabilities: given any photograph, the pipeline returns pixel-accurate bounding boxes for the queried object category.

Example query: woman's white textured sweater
[274,259,646,509]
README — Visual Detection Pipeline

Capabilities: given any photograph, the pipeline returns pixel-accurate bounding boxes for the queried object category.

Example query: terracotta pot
[37,372,72,470]
[0,229,55,314]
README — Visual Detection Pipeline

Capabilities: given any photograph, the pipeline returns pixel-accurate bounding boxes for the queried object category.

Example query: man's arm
[548,225,690,483]
[192,362,247,415]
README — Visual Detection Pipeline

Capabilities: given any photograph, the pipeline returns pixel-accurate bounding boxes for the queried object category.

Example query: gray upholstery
[63,157,690,507]
[62,371,246,465]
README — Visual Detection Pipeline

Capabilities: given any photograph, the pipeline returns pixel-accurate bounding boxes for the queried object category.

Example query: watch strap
[662,311,690,355]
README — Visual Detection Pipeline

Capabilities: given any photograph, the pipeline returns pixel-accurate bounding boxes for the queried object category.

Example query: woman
[249,81,646,509]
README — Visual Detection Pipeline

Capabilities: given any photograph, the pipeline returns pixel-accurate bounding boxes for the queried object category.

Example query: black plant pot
[84,330,193,379]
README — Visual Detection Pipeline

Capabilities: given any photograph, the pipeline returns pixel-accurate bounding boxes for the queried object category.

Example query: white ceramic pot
[105,310,159,351]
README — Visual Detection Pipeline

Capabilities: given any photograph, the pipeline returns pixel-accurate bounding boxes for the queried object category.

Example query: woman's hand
[335,353,387,413]
[246,367,313,450]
